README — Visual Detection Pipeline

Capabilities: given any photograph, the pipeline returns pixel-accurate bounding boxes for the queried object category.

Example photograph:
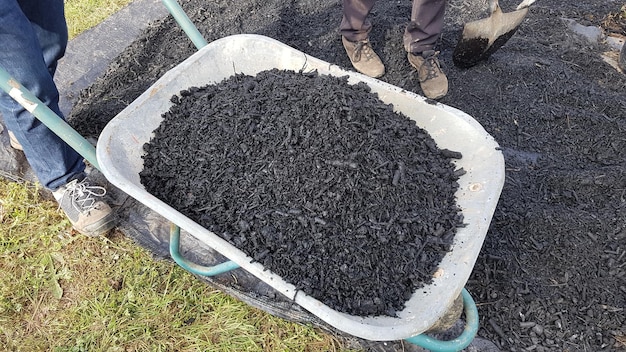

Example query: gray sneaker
[407,50,449,100]
[53,178,116,237]
[342,36,385,78]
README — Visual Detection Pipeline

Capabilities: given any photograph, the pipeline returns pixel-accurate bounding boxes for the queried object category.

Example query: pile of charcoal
[140,69,464,316]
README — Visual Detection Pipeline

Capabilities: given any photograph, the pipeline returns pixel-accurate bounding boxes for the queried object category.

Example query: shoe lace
[63,180,107,213]
[352,40,374,63]
[419,51,443,82]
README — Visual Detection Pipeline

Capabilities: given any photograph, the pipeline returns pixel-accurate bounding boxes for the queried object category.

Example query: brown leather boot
[342,36,385,78]
[407,50,448,100]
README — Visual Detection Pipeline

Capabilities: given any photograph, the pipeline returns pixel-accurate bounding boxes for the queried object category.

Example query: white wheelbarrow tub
[97,34,505,341]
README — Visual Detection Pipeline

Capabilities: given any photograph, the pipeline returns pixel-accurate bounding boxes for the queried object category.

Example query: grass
[64,0,134,39]
[0,2,353,351]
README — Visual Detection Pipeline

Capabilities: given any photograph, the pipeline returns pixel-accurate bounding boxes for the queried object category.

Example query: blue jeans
[0,0,84,190]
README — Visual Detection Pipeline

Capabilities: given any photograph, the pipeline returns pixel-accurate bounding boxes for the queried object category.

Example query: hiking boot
[407,50,448,100]
[8,130,23,151]
[52,178,116,237]
[342,36,385,78]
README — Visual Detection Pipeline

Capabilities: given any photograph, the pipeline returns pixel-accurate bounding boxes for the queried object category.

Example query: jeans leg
[0,0,84,190]
[403,0,446,53]
[19,0,69,76]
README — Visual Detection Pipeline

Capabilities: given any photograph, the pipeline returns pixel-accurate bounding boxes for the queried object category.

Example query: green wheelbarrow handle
[0,1,205,169]
[161,0,208,50]
[0,66,100,170]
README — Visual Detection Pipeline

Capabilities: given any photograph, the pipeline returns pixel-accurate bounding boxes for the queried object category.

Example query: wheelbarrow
[0,1,505,350]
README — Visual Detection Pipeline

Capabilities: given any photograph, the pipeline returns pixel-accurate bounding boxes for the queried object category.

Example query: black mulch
[140,69,464,317]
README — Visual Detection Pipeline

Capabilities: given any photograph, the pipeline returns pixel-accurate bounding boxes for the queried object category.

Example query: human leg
[340,0,385,78]
[0,0,83,190]
[404,0,448,99]
[340,0,376,42]
[0,0,115,236]
[17,0,69,76]
[403,0,446,53]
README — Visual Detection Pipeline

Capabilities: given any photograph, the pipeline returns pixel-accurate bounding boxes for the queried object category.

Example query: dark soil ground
[67,0,626,350]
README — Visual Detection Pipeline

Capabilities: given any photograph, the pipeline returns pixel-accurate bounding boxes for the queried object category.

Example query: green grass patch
[64,0,134,39]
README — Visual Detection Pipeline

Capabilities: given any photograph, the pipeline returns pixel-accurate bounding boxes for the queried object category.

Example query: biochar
[140,69,464,317]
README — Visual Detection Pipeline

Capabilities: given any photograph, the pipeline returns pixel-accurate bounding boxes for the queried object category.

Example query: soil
[67,0,626,350]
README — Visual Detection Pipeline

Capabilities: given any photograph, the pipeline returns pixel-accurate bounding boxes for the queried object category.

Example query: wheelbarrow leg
[169,223,240,276]
[404,288,480,352]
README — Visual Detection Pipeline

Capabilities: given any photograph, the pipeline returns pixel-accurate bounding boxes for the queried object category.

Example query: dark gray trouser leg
[403,0,446,54]
[340,0,376,42]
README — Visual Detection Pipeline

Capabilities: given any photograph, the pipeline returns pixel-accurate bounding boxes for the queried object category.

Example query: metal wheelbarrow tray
[97,34,505,341]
